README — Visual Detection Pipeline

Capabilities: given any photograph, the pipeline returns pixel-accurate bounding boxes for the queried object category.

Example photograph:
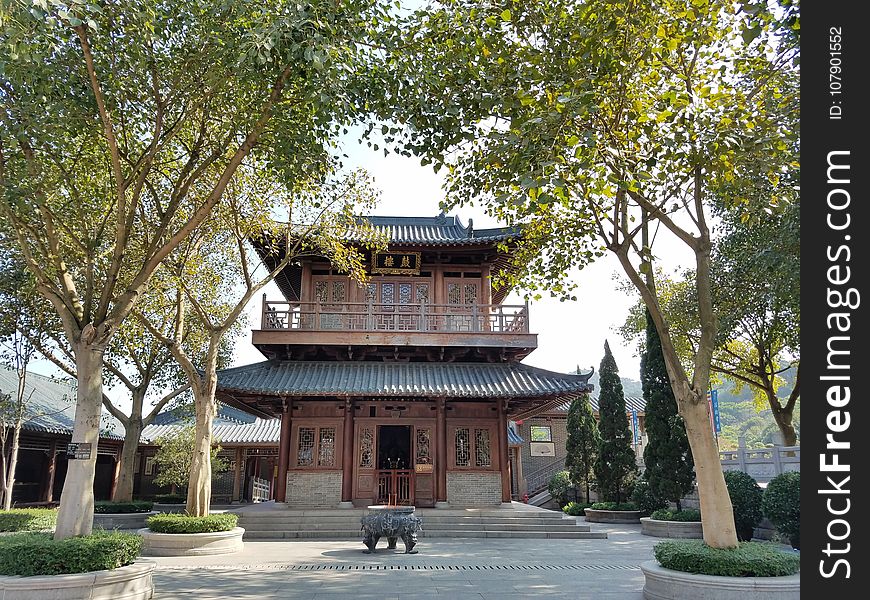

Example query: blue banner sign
[631,410,640,445]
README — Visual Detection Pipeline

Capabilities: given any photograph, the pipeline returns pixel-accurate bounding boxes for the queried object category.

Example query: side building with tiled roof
[0,366,125,505]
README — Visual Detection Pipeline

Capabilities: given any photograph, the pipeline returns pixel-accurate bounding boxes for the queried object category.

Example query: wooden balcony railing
[261,296,530,334]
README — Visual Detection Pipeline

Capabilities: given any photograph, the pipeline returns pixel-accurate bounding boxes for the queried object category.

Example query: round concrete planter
[93,511,159,531]
[584,508,642,524]
[640,517,703,539]
[151,503,187,514]
[641,560,799,600]
[138,527,244,556]
[0,560,154,600]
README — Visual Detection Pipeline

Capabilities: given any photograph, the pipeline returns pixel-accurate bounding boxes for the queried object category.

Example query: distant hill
[585,371,644,397]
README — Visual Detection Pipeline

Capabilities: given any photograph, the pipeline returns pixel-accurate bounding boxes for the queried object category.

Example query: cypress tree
[565,392,600,503]
[593,341,638,504]
[640,310,695,510]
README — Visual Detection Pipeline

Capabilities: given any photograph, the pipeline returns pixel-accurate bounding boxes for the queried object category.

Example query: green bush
[94,500,154,514]
[723,471,763,541]
[547,470,574,507]
[562,502,592,516]
[631,479,668,517]
[146,513,238,534]
[654,540,799,577]
[590,501,637,511]
[650,508,702,522]
[763,471,800,549]
[0,531,142,576]
[0,508,57,532]
[153,493,187,504]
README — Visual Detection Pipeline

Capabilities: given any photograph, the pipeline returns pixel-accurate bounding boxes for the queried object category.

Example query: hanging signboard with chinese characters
[66,442,92,460]
[371,251,421,275]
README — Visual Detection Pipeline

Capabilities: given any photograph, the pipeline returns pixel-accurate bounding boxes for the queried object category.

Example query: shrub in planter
[94,500,154,514]
[562,502,591,516]
[146,513,238,534]
[590,501,637,511]
[0,531,142,576]
[653,539,799,577]
[649,508,702,522]
[631,479,668,517]
[723,470,763,541]
[153,493,187,504]
[0,508,57,532]
[763,471,800,549]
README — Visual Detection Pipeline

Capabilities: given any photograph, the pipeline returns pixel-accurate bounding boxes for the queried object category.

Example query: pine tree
[565,392,600,503]
[641,310,695,510]
[593,341,638,504]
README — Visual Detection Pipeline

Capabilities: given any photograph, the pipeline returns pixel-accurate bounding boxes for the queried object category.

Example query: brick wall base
[446,471,502,506]
[286,471,342,507]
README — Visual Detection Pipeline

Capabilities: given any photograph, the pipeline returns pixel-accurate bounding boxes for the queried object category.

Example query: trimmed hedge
[723,470,763,541]
[146,513,238,534]
[562,502,592,516]
[94,500,154,514]
[590,501,637,511]
[654,540,799,577]
[631,479,668,517]
[0,508,57,532]
[154,493,187,504]
[763,471,800,549]
[649,508,702,522]
[0,531,142,576]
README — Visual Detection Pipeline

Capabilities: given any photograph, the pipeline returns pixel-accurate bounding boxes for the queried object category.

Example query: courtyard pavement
[149,517,656,599]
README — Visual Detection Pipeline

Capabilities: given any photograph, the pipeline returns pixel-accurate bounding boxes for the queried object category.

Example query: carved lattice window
[366,283,377,302]
[416,284,430,304]
[475,429,492,467]
[297,427,315,466]
[447,283,461,304]
[399,283,412,304]
[318,427,336,467]
[314,281,328,304]
[332,281,346,303]
[382,283,394,305]
[464,284,478,305]
[359,427,375,468]
[416,428,432,465]
[455,428,470,467]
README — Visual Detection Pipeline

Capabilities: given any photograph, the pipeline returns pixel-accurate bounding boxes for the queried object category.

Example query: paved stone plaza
[150,519,656,599]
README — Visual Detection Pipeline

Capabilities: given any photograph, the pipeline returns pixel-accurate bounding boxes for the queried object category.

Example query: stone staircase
[234,503,606,540]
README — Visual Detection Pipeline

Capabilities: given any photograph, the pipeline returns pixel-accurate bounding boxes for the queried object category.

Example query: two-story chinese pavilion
[214,214,593,508]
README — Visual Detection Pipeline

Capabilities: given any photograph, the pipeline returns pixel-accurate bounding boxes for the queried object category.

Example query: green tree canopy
[564,392,600,504]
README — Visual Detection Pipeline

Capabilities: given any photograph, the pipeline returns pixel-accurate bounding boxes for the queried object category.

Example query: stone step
[242,529,606,540]
[237,516,570,527]
[240,522,590,534]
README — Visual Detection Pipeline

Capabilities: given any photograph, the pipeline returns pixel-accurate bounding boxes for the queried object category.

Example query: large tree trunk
[679,393,738,547]
[186,371,217,517]
[113,417,142,502]
[772,408,798,447]
[55,342,105,539]
[2,423,22,511]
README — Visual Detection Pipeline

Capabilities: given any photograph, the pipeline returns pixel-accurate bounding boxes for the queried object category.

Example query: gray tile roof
[344,214,521,246]
[215,360,592,399]
[141,418,279,445]
[549,396,646,414]
[0,366,124,439]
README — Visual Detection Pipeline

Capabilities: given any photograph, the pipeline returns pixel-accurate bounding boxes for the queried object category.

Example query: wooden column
[341,399,355,503]
[109,450,121,500]
[435,397,447,503]
[498,400,511,503]
[42,441,57,502]
[232,447,244,502]
[275,401,292,502]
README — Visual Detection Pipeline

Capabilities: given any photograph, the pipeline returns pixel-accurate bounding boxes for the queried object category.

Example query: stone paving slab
[151,519,652,599]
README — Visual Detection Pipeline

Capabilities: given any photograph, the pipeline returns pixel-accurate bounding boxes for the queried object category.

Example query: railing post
[737,436,747,473]
[524,300,530,333]
[315,301,321,330]
[261,293,268,329]
[472,304,480,332]
[419,302,426,331]
[498,305,505,332]
[367,300,373,330]
[772,445,783,476]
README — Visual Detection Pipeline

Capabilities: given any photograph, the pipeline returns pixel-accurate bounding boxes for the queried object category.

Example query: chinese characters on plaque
[371,252,422,275]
